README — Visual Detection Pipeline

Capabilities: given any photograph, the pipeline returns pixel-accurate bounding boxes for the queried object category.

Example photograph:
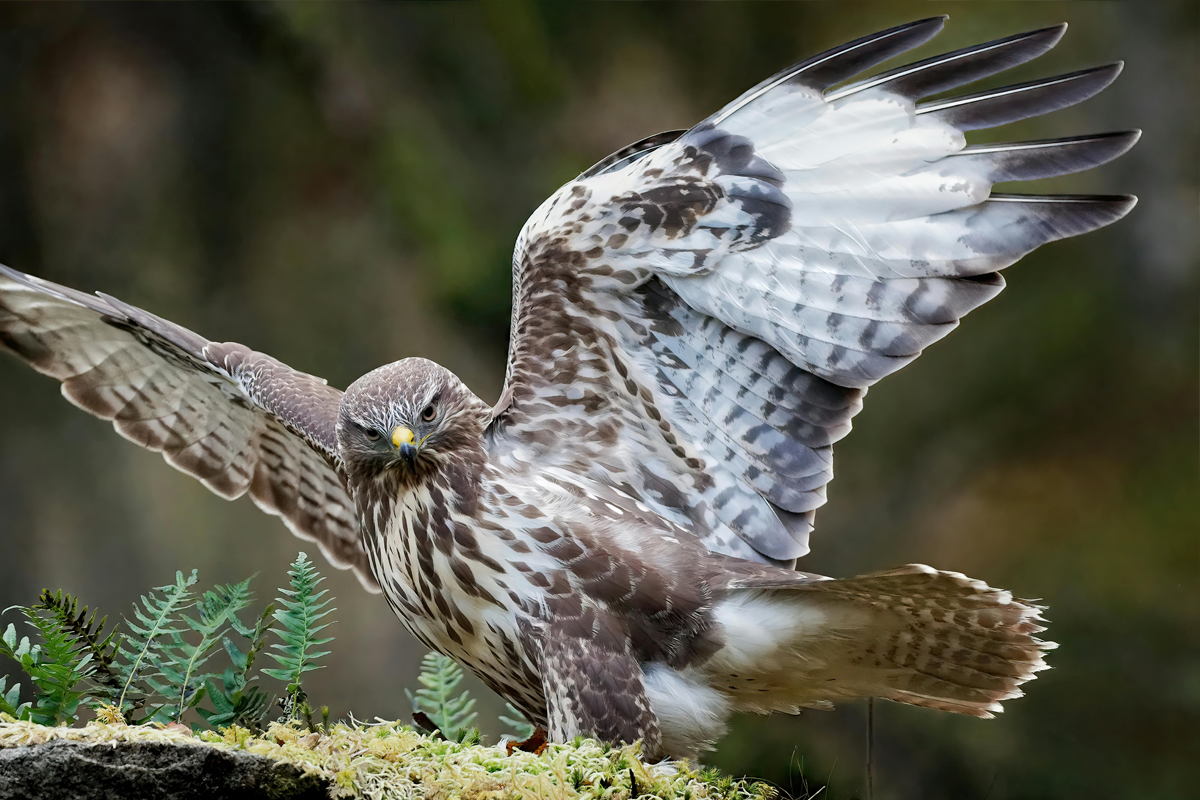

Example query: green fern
[263,553,334,716]
[33,589,123,699]
[199,601,275,729]
[152,578,254,721]
[0,555,542,745]
[406,651,478,742]
[0,673,31,720]
[499,702,536,741]
[114,569,197,721]
[0,609,95,725]
[1,563,332,731]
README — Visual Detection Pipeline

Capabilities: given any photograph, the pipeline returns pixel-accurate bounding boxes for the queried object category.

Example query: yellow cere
[392,426,416,448]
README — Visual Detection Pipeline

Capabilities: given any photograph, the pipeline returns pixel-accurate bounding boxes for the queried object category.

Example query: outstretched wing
[489,18,1137,566]
[0,265,378,592]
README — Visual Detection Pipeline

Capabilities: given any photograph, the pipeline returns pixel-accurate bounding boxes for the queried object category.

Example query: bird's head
[337,357,488,490]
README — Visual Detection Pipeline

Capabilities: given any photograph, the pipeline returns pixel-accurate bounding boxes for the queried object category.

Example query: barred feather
[712,565,1056,718]
[0,265,376,592]
[496,19,1136,563]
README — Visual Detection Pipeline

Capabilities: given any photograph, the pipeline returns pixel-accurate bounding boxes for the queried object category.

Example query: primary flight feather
[0,18,1136,758]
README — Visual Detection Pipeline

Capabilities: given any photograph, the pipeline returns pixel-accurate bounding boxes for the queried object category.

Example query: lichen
[0,715,776,800]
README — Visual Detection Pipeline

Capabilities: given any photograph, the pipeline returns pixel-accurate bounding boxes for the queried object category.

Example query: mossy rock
[0,718,777,800]
[0,738,328,799]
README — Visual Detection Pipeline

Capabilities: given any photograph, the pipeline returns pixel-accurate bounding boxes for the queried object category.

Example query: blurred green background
[0,2,1195,798]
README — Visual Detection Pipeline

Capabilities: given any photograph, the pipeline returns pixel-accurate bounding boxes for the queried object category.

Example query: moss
[0,716,775,800]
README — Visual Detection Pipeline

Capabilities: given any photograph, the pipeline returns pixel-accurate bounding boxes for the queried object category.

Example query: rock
[0,739,330,799]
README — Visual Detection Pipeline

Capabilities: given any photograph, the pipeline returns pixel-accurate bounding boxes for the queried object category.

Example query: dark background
[0,3,1195,799]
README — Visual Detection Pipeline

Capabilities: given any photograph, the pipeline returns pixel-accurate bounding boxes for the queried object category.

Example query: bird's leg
[533,614,662,758]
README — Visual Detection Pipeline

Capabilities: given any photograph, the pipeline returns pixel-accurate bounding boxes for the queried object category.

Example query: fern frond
[114,569,197,720]
[499,702,536,741]
[199,675,271,729]
[406,651,478,742]
[263,553,334,715]
[0,609,96,725]
[0,674,31,720]
[199,594,276,729]
[161,578,255,721]
[33,589,123,697]
[234,603,276,678]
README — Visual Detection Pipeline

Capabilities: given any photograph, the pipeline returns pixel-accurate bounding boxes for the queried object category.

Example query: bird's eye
[364,428,381,442]
[421,404,437,422]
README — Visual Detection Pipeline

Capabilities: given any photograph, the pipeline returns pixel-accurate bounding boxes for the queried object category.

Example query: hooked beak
[392,426,418,464]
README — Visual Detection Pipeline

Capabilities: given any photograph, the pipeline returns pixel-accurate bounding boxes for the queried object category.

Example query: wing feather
[949,131,1140,183]
[826,24,1067,101]
[0,265,377,591]
[713,16,948,124]
[491,19,1136,566]
[917,63,1124,130]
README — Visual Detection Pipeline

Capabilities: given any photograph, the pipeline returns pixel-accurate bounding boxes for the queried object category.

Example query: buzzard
[0,18,1136,759]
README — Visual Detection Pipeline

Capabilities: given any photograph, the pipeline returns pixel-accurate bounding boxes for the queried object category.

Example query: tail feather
[710,564,1055,718]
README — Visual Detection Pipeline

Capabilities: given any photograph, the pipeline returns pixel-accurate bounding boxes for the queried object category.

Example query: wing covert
[492,19,1137,566]
[0,265,378,591]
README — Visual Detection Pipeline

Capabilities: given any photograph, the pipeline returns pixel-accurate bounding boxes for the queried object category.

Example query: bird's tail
[710,564,1056,717]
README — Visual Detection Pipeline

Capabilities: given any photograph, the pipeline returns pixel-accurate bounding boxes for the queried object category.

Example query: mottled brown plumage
[0,18,1136,759]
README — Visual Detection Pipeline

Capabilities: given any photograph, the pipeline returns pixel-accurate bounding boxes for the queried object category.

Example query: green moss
[0,716,775,800]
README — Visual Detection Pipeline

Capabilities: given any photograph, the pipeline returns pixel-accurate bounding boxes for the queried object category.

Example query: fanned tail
[712,565,1056,717]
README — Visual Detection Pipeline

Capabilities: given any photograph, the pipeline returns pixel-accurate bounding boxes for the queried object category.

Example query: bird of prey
[0,18,1136,760]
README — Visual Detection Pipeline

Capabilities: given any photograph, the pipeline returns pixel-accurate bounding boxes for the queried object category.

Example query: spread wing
[489,18,1137,566]
[0,265,378,591]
